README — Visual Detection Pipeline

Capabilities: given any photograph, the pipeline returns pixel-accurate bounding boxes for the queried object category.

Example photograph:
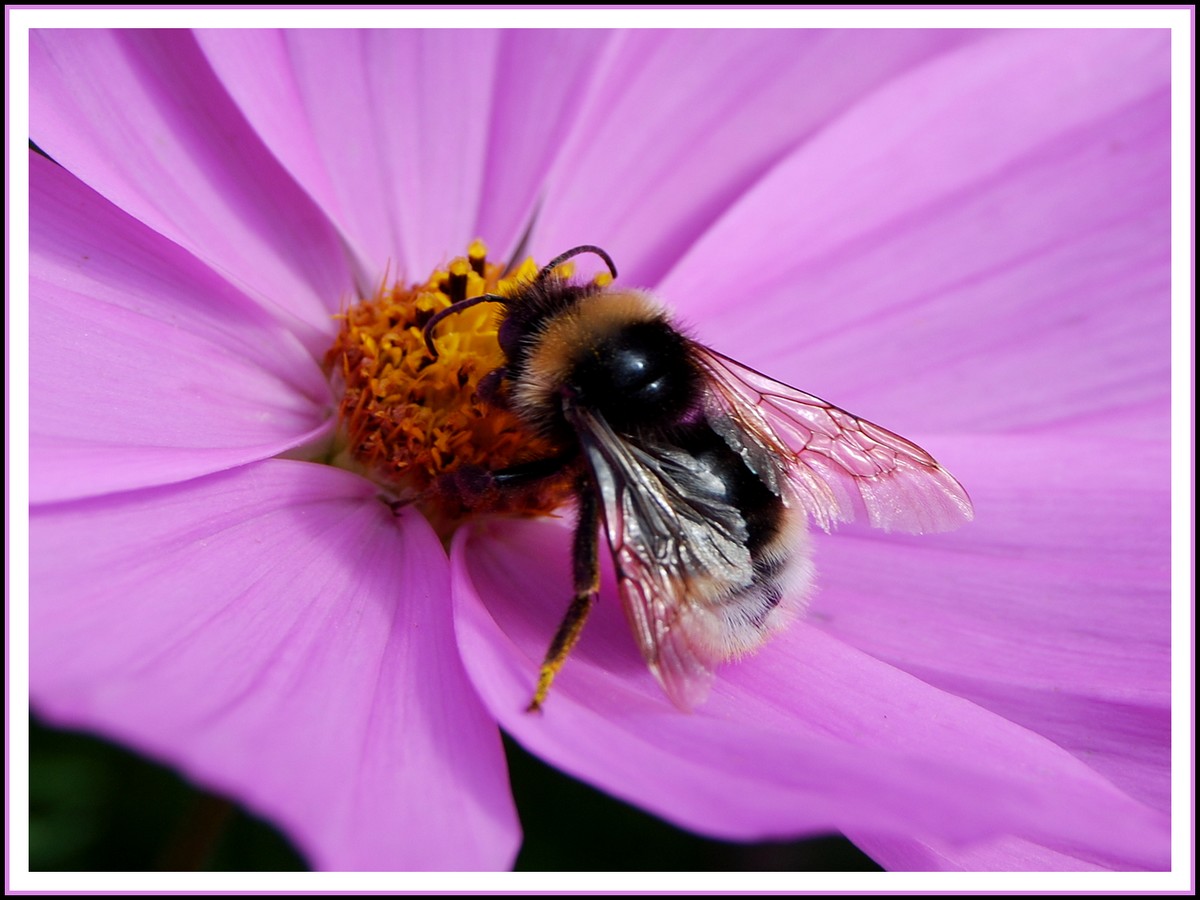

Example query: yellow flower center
[323,241,575,539]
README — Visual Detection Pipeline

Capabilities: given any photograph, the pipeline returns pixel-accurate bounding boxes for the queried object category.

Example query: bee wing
[693,347,974,534]
[567,403,758,710]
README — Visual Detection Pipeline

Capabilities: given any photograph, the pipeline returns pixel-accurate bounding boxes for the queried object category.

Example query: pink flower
[29,28,1170,871]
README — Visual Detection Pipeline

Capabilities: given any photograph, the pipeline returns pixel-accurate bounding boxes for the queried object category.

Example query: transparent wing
[567,403,757,710]
[694,347,974,534]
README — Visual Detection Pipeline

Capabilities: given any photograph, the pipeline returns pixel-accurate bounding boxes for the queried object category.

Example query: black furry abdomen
[668,422,786,562]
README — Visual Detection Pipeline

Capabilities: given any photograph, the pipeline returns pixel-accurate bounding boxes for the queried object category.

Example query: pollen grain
[324,243,572,537]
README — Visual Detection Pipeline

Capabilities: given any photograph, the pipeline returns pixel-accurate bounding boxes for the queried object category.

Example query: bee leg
[475,367,509,409]
[491,454,573,488]
[434,454,573,511]
[527,480,601,713]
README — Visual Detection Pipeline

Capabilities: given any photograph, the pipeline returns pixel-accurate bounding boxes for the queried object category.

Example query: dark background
[29,715,882,872]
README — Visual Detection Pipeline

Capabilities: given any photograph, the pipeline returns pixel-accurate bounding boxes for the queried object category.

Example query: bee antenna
[423,294,506,360]
[535,245,618,284]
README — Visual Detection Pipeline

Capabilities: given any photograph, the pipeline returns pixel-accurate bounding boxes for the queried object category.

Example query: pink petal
[813,433,1170,814]
[30,152,333,503]
[31,29,353,344]
[661,29,1170,437]
[474,30,615,261]
[31,460,519,871]
[849,832,1107,872]
[532,30,981,287]
[451,517,1168,870]
[197,30,610,278]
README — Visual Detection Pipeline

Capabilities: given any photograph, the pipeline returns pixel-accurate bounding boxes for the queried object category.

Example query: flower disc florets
[324,241,573,538]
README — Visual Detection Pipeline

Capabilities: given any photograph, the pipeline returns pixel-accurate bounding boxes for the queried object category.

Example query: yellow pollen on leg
[323,242,572,537]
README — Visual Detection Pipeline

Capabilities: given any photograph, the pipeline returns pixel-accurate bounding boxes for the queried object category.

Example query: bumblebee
[424,246,973,711]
